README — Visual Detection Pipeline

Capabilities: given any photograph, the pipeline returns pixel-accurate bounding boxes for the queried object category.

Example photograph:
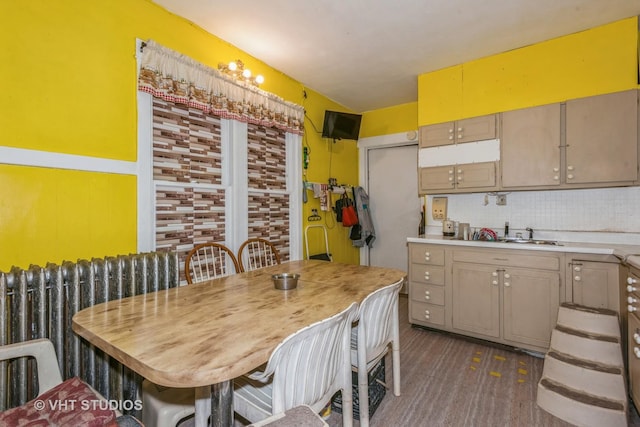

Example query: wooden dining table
[72,260,406,427]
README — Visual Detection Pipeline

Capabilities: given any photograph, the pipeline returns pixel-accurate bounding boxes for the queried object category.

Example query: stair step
[558,303,620,338]
[537,378,627,427]
[550,325,623,367]
[542,351,626,403]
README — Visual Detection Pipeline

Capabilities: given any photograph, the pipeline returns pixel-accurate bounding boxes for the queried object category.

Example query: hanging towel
[351,186,376,248]
[320,185,331,211]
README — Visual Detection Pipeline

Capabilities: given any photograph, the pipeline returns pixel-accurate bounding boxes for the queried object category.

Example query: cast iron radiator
[0,251,180,416]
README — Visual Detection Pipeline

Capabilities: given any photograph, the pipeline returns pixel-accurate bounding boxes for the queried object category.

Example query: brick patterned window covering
[153,97,225,266]
[247,124,290,261]
[138,40,304,135]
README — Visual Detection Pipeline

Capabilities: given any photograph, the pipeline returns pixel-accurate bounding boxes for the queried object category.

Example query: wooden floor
[325,294,640,427]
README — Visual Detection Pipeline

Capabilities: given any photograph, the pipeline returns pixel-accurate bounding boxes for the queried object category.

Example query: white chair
[184,242,240,284]
[234,302,358,427]
[237,238,281,272]
[0,339,122,425]
[350,279,403,427]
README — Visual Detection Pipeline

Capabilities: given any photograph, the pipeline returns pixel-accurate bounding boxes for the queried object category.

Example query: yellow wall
[0,0,359,270]
[360,102,418,138]
[418,17,639,125]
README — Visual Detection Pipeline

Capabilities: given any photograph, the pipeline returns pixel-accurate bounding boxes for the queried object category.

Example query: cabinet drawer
[410,264,445,285]
[409,245,445,265]
[411,283,445,306]
[452,249,560,271]
[410,301,445,326]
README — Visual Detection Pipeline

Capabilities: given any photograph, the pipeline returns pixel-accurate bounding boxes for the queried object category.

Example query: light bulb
[255,75,264,85]
[242,69,252,79]
[228,61,237,71]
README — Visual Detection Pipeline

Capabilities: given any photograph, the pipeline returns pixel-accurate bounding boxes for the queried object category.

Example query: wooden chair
[350,278,404,427]
[184,242,240,284]
[237,238,281,272]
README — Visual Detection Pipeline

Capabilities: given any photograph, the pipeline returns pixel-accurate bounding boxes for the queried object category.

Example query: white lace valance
[138,40,304,135]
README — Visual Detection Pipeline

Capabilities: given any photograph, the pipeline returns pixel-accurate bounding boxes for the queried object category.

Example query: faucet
[526,227,534,240]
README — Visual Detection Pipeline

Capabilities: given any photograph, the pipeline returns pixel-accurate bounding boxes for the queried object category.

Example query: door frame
[357,130,418,265]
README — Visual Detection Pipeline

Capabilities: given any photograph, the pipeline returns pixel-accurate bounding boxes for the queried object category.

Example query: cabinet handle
[629,304,637,312]
[448,135,454,140]
[629,296,638,304]
[634,332,640,345]
[567,165,574,171]
[573,266,581,272]
[492,280,499,286]
[635,347,640,359]
[553,175,559,180]
[567,174,574,180]
[425,291,431,300]
[629,277,638,285]
[628,285,638,292]
[553,167,559,172]
[504,282,510,287]
[574,276,581,281]
[424,310,430,319]
[504,273,510,279]
[457,127,462,132]
[424,273,430,280]
[492,271,498,277]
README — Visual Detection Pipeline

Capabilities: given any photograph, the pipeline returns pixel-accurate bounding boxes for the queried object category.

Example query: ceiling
[152,0,640,112]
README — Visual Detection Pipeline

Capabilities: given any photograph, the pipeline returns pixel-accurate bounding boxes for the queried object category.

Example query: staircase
[537,302,628,427]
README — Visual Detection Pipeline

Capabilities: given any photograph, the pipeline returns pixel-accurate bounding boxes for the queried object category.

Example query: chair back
[238,238,281,272]
[353,279,403,367]
[250,303,358,416]
[185,243,240,284]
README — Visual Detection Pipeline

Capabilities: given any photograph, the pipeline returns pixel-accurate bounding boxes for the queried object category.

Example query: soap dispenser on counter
[443,219,455,237]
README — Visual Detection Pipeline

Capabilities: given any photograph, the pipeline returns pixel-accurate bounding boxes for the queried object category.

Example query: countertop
[407,235,640,267]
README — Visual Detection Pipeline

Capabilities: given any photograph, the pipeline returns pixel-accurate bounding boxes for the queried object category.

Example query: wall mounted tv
[321,110,362,141]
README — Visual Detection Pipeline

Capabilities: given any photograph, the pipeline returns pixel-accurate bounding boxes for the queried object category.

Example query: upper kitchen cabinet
[502,103,562,189]
[501,90,639,190]
[565,89,638,187]
[419,114,497,148]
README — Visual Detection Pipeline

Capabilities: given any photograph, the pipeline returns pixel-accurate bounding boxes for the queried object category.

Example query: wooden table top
[72,260,406,388]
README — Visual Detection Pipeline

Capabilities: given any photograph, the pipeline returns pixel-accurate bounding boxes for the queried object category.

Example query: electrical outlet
[432,196,447,220]
[496,194,507,206]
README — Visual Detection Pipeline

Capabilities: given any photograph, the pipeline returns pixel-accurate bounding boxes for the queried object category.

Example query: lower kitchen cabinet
[567,254,620,312]
[452,261,560,350]
[408,243,447,328]
[408,242,563,353]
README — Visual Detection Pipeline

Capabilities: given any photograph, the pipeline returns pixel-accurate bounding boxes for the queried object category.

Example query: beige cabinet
[502,90,638,190]
[501,103,561,188]
[451,248,561,352]
[626,266,640,411]
[419,114,497,148]
[565,89,638,186]
[408,243,447,328]
[568,255,620,312]
[418,161,497,194]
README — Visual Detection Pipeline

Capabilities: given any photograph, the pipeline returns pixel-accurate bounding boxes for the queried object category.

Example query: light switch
[432,196,447,220]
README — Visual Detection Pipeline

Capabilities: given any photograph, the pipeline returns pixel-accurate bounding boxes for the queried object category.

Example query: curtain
[138,40,304,135]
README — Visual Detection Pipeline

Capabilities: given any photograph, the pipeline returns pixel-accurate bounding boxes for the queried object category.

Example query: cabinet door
[419,165,455,192]
[419,122,455,148]
[628,312,640,411]
[501,103,561,188]
[503,267,559,349]
[571,261,620,311]
[456,115,497,144]
[452,263,500,338]
[456,162,496,189]
[566,90,638,185]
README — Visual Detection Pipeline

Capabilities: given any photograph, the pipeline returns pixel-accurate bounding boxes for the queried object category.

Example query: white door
[367,144,421,292]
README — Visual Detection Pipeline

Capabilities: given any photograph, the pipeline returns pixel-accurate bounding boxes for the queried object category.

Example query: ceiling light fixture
[218,60,264,87]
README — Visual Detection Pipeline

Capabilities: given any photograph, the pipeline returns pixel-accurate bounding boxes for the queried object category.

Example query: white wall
[425,186,640,244]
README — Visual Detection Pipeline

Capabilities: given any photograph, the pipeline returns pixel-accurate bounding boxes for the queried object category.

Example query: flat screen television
[321,110,362,140]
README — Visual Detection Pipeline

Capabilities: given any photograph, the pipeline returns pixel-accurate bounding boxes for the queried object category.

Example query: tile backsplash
[425,186,640,244]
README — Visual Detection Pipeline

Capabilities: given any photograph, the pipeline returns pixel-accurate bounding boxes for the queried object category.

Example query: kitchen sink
[499,238,561,246]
